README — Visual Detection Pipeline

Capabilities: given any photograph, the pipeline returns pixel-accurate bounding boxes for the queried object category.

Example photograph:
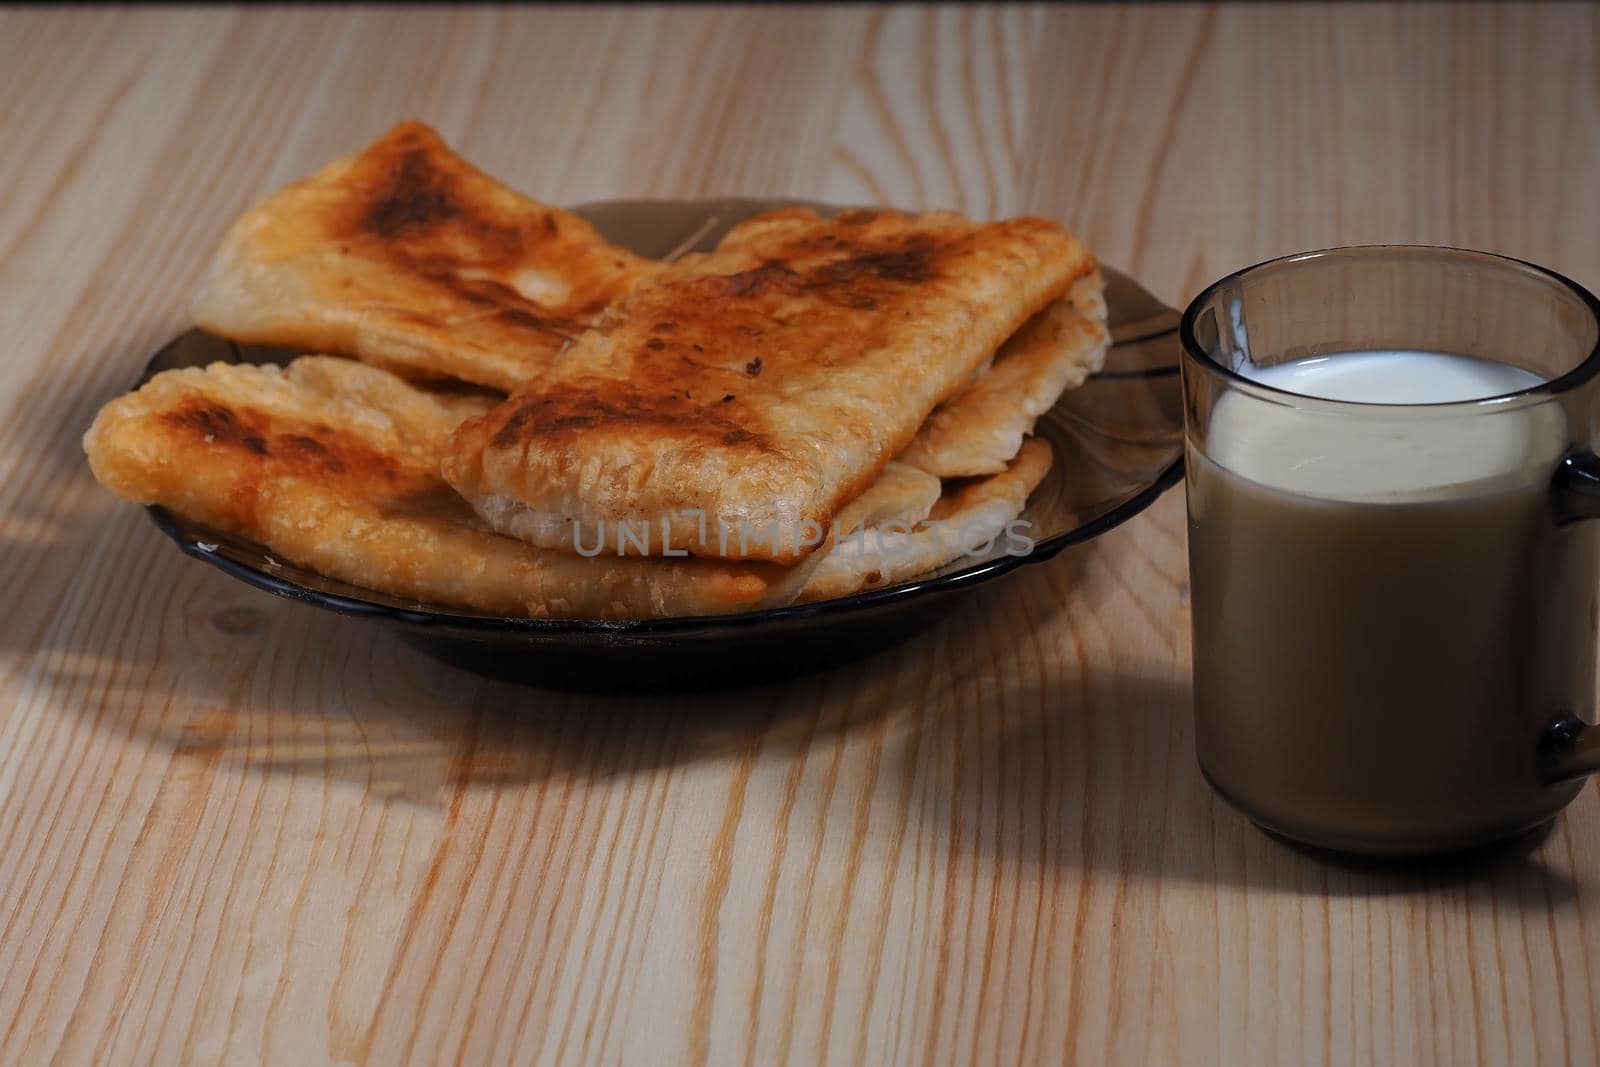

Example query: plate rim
[145,454,1181,636]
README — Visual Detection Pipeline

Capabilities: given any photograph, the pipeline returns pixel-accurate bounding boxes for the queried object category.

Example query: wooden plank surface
[3,4,1599,1064]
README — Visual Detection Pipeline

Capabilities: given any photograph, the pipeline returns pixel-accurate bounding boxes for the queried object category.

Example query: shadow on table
[921,667,1588,905]
[17,501,1077,805]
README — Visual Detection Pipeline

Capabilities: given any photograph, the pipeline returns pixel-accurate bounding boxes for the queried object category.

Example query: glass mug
[1179,246,1600,854]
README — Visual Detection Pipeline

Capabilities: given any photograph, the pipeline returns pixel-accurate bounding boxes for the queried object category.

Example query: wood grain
[2,4,1599,1064]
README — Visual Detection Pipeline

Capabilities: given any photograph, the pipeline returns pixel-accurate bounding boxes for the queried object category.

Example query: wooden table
[4,5,1598,1064]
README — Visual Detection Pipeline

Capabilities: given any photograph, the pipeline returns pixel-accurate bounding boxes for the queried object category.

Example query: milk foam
[1206,351,1567,501]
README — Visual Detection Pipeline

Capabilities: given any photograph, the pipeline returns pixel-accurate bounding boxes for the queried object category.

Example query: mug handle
[1542,450,1600,782]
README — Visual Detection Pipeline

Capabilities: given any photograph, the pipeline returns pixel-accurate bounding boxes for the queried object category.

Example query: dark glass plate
[141,199,1183,690]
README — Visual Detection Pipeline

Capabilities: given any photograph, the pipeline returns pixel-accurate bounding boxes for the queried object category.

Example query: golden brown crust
[798,438,1054,602]
[446,207,1094,562]
[899,270,1108,477]
[831,461,942,536]
[189,121,655,391]
[82,358,810,619]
